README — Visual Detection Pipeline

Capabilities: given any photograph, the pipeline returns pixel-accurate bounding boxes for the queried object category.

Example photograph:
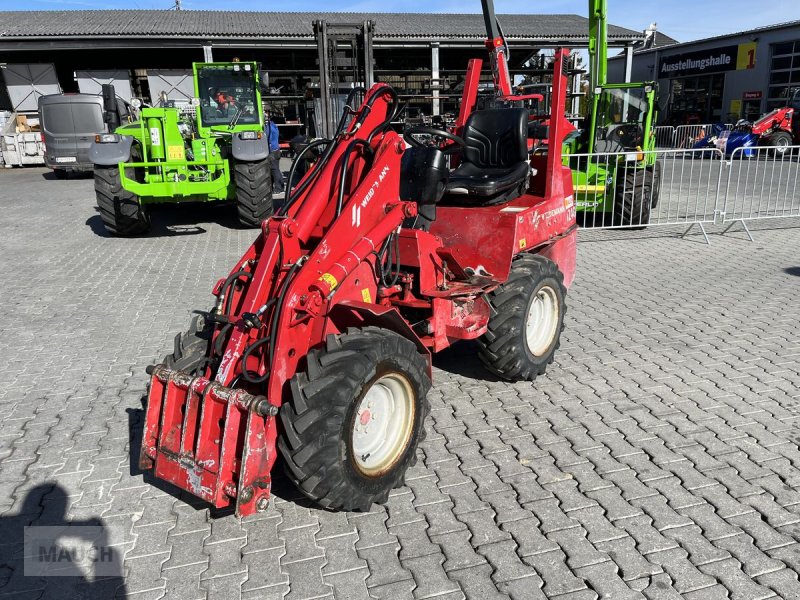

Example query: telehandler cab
[139,4,578,516]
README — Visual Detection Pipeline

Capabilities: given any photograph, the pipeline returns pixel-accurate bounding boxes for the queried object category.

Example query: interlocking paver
[1,170,800,599]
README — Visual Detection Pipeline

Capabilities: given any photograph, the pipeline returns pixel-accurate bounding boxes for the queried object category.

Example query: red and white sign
[743,91,763,100]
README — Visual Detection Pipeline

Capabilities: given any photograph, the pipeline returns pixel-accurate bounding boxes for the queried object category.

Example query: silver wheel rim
[525,285,560,357]
[352,373,415,476]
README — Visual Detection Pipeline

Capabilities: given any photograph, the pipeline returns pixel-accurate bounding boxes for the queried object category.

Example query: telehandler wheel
[478,255,566,382]
[94,164,150,236]
[278,327,431,511]
[613,166,653,228]
[234,159,273,228]
[766,131,793,157]
[161,314,213,376]
[650,160,663,209]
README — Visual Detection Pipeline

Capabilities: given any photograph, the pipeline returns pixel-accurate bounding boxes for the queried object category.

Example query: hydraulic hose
[335,139,374,218]
[279,138,331,216]
[240,258,303,385]
[220,270,253,317]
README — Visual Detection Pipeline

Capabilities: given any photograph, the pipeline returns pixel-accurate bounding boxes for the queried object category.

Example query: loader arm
[480,0,513,98]
[141,84,414,516]
[588,0,608,92]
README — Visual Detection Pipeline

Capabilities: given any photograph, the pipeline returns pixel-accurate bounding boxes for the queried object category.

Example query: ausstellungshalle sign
[660,46,738,77]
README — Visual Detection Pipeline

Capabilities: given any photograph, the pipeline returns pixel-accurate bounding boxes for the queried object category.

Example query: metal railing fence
[569,144,800,242]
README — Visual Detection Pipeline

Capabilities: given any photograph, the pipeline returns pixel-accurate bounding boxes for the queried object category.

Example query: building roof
[620,19,800,57]
[0,10,643,43]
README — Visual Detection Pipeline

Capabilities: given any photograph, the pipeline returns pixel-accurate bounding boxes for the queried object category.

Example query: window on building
[768,40,800,109]
[668,74,725,124]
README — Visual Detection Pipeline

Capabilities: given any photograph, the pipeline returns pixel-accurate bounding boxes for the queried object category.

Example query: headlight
[240,131,262,140]
[95,134,120,143]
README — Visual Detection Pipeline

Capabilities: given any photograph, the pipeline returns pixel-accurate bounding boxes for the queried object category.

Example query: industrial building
[0,9,647,122]
[608,20,800,125]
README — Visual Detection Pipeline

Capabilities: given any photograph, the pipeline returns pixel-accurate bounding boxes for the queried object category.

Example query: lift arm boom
[480,0,513,97]
[588,0,608,92]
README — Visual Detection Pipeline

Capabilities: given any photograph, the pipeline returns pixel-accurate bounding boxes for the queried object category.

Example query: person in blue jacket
[264,105,284,194]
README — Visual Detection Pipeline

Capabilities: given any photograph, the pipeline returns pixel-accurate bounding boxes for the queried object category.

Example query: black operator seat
[443,108,531,205]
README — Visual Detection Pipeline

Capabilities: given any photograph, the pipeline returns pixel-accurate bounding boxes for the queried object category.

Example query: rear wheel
[766,131,793,157]
[278,328,431,511]
[478,254,566,381]
[613,165,653,227]
[94,162,150,236]
[234,159,273,228]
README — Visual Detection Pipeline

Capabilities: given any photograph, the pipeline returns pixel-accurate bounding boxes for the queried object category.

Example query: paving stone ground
[1,167,800,600]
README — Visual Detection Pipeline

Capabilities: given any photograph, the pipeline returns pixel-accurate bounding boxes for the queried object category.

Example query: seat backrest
[462,108,529,168]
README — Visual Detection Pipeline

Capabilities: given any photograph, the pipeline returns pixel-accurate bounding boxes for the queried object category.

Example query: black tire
[766,131,793,157]
[613,164,652,227]
[94,163,150,236]
[161,314,213,376]
[650,160,663,209]
[278,327,431,511]
[478,254,566,381]
[234,159,273,228]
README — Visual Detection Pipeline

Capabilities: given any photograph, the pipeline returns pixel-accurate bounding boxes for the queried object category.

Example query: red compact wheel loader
[140,5,578,517]
[751,87,800,154]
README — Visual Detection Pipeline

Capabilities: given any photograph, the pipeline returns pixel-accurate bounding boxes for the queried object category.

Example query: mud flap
[140,365,278,517]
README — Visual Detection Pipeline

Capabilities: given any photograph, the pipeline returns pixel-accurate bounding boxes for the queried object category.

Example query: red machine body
[141,48,578,517]
[749,88,800,148]
[751,106,795,137]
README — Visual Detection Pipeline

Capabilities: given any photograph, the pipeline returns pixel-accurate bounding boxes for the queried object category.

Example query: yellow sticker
[737,42,757,70]
[167,145,185,160]
[519,238,527,250]
[361,288,372,303]
[320,273,338,290]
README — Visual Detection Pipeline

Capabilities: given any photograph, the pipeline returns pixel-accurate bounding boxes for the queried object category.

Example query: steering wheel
[404,126,466,155]
[614,123,644,149]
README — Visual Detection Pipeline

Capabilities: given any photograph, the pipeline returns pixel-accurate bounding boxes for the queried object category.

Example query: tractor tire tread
[613,165,653,227]
[161,314,213,375]
[234,159,273,228]
[94,164,150,236]
[278,327,430,511]
[477,254,566,382]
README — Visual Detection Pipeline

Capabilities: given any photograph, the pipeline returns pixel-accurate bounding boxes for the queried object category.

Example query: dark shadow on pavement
[0,484,127,599]
[41,170,94,181]
[433,340,501,382]
[86,203,237,238]
[785,267,800,277]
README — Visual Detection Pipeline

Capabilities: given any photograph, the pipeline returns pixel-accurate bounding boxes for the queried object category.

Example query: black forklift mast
[481,0,501,41]
[314,20,375,138]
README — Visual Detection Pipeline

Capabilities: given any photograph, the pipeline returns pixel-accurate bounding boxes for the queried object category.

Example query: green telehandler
[566,0,662,226]
[89,62,273,236]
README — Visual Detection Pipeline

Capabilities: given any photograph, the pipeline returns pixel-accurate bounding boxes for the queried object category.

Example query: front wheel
[478,254,566,381]
[766,131,793,157]
[94,163,150,236]
[613,165,653,227]
[234,159,273,228]
[650,160,663,209]
[278,328,431,511]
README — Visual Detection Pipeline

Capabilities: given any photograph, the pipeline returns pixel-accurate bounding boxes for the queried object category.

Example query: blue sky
[8,0,800,43]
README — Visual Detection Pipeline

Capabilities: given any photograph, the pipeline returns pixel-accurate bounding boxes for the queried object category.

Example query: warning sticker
[519,238,527,250]
[167,146,185,160]
[319,273,338,290]
[361,288,372,303]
